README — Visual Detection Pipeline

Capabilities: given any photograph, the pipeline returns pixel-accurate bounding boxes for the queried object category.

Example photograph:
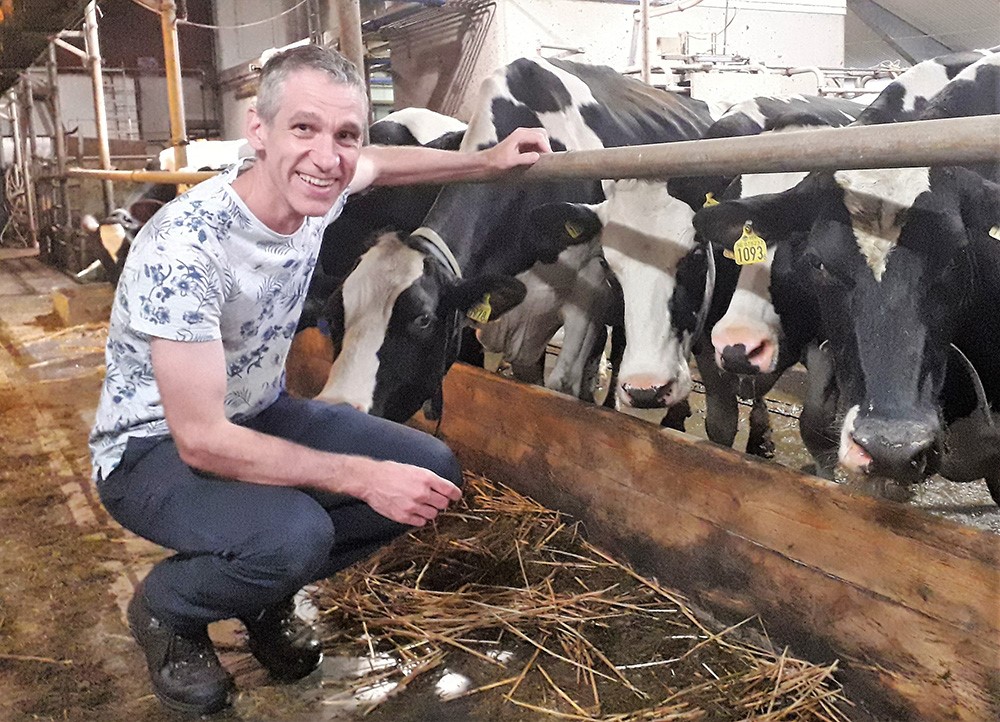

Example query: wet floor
[0,257,994,721]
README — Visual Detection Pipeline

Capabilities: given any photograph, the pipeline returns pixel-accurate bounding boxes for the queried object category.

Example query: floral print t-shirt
[89,159,348,481]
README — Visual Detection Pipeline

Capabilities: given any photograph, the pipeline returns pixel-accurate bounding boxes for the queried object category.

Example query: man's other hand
[362,461,463,527]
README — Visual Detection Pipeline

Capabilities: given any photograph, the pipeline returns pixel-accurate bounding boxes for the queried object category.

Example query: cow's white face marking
[317,233,425,412]
[834,167,930,281]
[838,404,873,472]
[712,246,780,372]
[598,180,697,405]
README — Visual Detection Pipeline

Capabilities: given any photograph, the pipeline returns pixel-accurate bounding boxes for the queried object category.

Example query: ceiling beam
[847,0,956,64]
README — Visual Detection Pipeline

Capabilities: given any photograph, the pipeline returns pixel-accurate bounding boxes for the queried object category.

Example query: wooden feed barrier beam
[412,365,1000,722]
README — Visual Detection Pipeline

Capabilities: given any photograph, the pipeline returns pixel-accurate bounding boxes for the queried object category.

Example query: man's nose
[310,141,341,171]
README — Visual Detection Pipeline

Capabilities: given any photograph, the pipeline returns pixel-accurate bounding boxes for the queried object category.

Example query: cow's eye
[411,314,433,331]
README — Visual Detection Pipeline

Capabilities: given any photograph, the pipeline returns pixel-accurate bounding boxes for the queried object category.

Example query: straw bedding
[312,472,851,720]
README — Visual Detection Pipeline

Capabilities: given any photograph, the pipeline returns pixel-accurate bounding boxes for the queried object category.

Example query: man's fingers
[430,477,463,501]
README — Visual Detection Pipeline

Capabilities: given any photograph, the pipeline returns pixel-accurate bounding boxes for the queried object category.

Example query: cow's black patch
[489,97,544,145]
[506,58,572,113]
[941,50,990,79]
[369,120,419,147]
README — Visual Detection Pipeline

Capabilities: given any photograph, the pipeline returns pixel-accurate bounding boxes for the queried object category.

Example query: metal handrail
[60,114,1000,187]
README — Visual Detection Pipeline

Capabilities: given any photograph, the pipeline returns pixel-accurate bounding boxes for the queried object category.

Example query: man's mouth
[297,172,335,188]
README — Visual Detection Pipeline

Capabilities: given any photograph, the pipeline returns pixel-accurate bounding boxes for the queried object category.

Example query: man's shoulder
[147,173,247,242]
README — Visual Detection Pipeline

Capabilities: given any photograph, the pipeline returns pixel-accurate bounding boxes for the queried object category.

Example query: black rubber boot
[127,584,235,715]
[244,597,322,682]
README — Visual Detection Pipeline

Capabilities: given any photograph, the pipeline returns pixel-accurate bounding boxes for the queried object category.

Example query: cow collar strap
[686,243,717,355]
[411,226,462,279]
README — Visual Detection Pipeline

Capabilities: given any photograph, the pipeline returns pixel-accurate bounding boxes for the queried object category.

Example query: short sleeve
[124,203,226,342]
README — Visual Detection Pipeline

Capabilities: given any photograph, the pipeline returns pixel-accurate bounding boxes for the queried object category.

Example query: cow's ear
[442,275,527,322]
[693,175,821,251]
[667,175,734,212]
[529,202,603,252]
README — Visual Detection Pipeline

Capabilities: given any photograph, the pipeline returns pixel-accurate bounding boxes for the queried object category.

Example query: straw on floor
[312,472,852,721]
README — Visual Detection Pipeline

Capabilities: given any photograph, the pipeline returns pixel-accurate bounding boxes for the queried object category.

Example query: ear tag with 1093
[723,222,767,266]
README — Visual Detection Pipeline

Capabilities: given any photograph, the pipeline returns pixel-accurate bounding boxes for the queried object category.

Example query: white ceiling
[845,0,1000,67]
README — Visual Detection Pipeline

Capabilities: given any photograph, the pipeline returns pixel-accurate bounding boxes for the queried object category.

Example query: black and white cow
[695,51,1000,501]
[526,96,863,452]
[316,57,721,421]
[81,180,179,284]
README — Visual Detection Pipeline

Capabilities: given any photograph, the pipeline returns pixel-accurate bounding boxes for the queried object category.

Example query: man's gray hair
[255,44,366,125]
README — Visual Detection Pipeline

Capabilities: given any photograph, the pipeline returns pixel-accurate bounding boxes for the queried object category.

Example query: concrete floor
[0,258,393,722]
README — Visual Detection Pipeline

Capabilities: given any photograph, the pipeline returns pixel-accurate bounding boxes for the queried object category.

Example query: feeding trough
[397,364,1000,722]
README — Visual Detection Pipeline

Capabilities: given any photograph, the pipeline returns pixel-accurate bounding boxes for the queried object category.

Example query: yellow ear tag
[990,225,1000,241]
[724,222,768,265]
[703,192,719,207]
[466,293,492,323]
[564,221,582,239]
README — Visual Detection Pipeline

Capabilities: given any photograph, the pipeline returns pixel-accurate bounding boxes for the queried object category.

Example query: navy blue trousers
[97,395,462,635]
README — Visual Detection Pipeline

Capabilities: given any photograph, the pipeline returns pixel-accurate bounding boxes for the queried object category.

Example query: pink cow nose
[620,379,674,409]
[718,340,775,375]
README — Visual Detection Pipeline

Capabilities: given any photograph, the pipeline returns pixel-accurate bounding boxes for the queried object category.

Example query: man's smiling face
[247,68,366,230]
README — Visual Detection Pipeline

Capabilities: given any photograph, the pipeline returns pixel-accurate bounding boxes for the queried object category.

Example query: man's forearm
[175,420,373,499]
[364,144,502,187]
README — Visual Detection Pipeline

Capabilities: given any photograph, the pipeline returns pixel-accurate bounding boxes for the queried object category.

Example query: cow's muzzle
[850,415,941,483]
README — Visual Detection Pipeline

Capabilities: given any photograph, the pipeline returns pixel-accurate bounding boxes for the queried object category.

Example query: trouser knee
[233,500,335,607]
[423,437,463,487]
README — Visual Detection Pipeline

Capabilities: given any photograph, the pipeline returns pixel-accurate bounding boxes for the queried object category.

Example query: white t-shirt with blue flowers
[89,159,348,481]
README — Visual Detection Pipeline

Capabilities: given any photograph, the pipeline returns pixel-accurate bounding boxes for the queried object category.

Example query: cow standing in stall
[695,51,1000,502]
[315,57,721,422]
[527,95,864,448]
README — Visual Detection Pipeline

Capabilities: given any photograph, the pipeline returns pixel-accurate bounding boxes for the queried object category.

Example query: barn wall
[389,0,845,120]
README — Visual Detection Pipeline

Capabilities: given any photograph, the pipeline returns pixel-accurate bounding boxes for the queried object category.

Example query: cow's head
[531,179,719,410]
[316,231,527,421]
[698,167,1000,482]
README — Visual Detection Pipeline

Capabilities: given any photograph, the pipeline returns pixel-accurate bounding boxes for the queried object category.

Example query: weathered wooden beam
[414,364,1000,722]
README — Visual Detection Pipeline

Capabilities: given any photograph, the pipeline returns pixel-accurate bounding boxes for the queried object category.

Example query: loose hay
[312,472,852,720]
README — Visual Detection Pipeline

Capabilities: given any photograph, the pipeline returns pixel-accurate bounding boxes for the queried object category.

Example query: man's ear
[245,106,267,153]
[443,275,527,322]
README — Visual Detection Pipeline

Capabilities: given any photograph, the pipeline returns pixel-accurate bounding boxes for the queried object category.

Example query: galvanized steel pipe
[515,115,1000,182]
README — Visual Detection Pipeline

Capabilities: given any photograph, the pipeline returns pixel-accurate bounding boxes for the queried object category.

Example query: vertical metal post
[84,0,115,215]
[47,42,72,228]
[160,0,189,171]
[640,0,651,85]
[332,0,370,135]
[18,78,39,249]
